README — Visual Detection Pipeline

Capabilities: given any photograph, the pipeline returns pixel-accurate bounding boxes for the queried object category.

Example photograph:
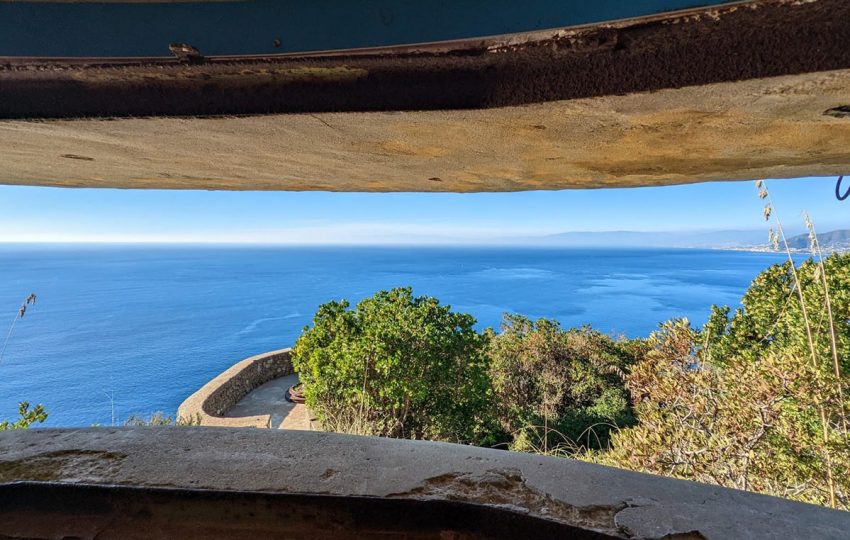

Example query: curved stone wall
[177,348,293,428]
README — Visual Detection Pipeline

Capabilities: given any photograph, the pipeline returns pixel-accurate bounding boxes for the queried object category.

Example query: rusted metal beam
[1,0,849,119]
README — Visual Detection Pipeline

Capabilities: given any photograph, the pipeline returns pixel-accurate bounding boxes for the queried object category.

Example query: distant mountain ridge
[515,229,849,252]
[783,229,850,251]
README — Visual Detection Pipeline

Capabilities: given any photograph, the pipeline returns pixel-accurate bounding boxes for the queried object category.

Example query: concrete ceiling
[2,68,849,192]
[1,0,848,192]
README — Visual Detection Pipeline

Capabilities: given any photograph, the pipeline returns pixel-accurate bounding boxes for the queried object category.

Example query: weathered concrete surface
[225,372,317,430]
[4,0,849,120]
[177,348,293,427]
[0,428,848,538]
[2,68,849,192]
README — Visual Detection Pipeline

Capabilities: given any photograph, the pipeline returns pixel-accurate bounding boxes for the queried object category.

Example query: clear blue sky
[0,176,845,244]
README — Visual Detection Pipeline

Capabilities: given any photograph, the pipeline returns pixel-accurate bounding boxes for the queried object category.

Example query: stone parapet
[1,428,848,538]
[177,348,293,428]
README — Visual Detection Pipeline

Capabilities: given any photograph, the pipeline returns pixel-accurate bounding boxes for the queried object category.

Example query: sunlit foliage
[0,402,47,431]
[598,255,850,510]
[292,287,494,444]
[487,315,640,455]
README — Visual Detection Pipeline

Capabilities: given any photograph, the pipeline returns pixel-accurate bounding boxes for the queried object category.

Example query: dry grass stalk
[0,293,37,367]
[757,180,837,508]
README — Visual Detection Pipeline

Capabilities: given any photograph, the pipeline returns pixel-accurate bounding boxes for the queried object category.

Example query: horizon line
[0,225,813,247]
[0,240,766,251]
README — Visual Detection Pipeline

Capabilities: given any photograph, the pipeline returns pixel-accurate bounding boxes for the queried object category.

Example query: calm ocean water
[0,245,793,427]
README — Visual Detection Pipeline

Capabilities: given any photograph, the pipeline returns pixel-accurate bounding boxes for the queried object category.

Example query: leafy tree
[703,254,850,376]
[0,402,47,431]
[487,315,640,454]
[292,288,494,444]
[597,255,850,510]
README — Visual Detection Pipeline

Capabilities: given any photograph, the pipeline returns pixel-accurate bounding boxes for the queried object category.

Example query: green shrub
[290,254,850,510]
[703,254,850,375]
[596,255,850,510]
[123,411,200,426]
[292,287,495,444]
[487,315,640,454]
[0,402,47,431]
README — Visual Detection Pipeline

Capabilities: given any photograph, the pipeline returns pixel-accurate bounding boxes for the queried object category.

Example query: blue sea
[0,245,793,427]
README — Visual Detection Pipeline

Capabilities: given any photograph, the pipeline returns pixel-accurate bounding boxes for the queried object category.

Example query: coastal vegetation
[486,315,640,455]
[0,293,47,431]
[0,401,47,431]
[293,252,850,510]
[291,288,494,444]
[123,411,200,426]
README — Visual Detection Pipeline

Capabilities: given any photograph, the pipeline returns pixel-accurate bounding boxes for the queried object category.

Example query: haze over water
[0,245,796,427]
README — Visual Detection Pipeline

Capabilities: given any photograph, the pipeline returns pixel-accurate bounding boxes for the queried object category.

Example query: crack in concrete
[387,467,628,536]
[309,113,342,133]
[614,499,711,539]
[386,468,714,539]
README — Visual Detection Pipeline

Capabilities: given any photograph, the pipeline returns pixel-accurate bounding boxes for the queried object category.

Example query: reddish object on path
[287,385,306,404]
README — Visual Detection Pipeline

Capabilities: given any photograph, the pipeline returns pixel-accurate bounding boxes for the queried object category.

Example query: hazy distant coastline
[516,229,850,253]
[1,229,846,253]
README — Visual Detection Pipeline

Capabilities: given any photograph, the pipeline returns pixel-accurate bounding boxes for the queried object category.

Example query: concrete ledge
[177,348,293,428]
[0,428,848,538]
